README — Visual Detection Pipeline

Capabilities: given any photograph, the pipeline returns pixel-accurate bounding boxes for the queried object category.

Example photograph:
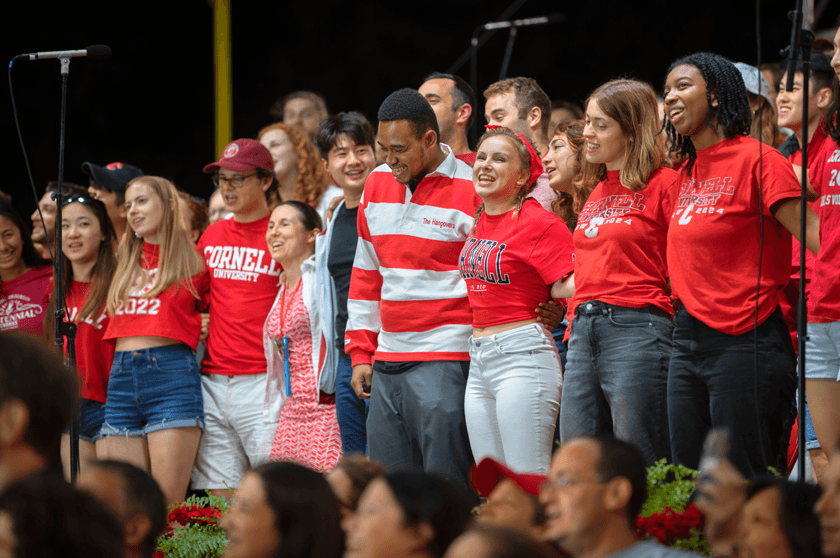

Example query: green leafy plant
[641,458,699,516]
[636,459,710,555]
[154,492,231,558]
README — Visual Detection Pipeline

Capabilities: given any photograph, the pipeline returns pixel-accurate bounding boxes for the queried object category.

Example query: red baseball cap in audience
[203,139,274,174]
[471,457,546,498]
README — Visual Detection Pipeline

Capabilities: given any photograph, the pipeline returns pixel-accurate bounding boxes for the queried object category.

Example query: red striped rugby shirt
[346,148,480,366]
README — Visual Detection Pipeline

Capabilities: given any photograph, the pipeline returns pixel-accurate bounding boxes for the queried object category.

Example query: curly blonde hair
[257,122,332,209]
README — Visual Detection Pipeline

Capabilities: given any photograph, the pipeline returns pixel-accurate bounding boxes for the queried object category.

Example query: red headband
[483,125,544,186]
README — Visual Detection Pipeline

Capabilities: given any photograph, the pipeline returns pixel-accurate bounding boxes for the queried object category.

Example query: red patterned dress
[268,280,342,471]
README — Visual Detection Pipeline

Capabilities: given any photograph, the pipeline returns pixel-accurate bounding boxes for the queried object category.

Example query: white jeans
[464,322,562,474]
[191,373,275,490]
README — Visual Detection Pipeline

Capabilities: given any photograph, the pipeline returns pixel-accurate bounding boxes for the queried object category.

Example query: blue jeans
[102,345,204,437]
[668,306,796,478]
[336,356,369,454]
[63,399,106,444]
[367,360,474,499]
[560,301,673,466]
[804,397,820,451]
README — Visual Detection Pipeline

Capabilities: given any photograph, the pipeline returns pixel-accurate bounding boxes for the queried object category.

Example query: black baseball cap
[81,161,143,193]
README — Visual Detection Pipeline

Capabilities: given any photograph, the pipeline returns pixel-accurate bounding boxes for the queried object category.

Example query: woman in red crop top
[460,126,575,474]
[663,52,820,477]
[559,79,677,467]
[42,194,117,478]
[101,176,207,506]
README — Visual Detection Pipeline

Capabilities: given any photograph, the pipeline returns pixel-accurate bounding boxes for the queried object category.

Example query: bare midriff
[472,318,540,339]
[115,336,183,352]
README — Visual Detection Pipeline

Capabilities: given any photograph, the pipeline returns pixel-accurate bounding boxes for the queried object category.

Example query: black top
[327,204,359,358]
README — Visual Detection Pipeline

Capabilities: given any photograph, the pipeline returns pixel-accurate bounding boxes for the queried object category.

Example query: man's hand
[536,300,564,331]
[351,364,372,399]
[323,195,345,223]
[200,313,210,341]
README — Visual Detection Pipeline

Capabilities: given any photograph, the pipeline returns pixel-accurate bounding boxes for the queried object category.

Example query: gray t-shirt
[607,540,701,558]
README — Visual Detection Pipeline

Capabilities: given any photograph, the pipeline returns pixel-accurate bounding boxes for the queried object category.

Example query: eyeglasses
[211,172,258,188]
[540,475,607,492]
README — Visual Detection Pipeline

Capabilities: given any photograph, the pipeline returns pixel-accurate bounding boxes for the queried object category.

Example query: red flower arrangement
[636,503,704,545]
[154,493,230,558]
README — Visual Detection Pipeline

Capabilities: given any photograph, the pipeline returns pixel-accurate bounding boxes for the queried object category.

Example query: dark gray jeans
[367,360,474,498]
[560,301,673,466]
[668,306,796,478]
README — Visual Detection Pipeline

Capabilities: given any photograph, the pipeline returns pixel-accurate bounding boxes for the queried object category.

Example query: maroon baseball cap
[202,139,274,174]
[470,457,547,498]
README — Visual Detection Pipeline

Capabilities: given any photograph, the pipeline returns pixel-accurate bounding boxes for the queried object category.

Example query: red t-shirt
[198,216,282,375]
[667,136,800,335]
[104,242,208,350]
[64,281,114,402]
[570,167,678,319]
[0,265,52,336]
[805,136,840,322]
[459,199,574,328]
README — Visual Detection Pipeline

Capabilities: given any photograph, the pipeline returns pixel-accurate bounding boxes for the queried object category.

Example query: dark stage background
[2,0,839,215]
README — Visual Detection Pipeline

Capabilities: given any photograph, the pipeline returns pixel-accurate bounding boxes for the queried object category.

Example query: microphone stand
[783,0,813,482]
[54,55,80,481]
[468,14,565,146]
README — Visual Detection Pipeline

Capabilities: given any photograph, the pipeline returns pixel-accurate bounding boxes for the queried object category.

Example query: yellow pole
[214,0,232,156]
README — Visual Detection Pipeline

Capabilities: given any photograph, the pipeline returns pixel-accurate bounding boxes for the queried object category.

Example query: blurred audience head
[470,457,547,538]
[815,440,840,557]
[0,332,77,491]
[740,478,822,558]
[77,460,167,558]
[0,472,123,558]
[344,470,473,558]
[326,454,386,521]
[221,461,343,558]
[444,524,562,558]
[539,437,646,555]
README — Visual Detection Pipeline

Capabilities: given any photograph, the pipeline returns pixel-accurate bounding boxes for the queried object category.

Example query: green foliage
[155,492,231,558]
[640,458,698,517]
[157,523,227,558]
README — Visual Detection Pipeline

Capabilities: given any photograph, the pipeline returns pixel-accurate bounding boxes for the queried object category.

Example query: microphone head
[86,45,111,60]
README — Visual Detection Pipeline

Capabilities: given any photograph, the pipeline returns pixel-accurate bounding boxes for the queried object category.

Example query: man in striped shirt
[346,88,479,494]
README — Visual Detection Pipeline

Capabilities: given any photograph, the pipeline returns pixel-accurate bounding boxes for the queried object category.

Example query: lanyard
[273,283,293,397]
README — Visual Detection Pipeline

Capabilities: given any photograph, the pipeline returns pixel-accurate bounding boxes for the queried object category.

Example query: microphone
[482,14,565,31]
[14,45,111,61]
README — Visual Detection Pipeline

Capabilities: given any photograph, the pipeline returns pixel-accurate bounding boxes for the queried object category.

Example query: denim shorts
[805,321,840,380]
[63,399,106,444]
[101,345,204,437]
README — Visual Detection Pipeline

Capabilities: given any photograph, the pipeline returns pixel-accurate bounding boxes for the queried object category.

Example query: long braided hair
[663,52,751,175]
[471,127,538,234]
